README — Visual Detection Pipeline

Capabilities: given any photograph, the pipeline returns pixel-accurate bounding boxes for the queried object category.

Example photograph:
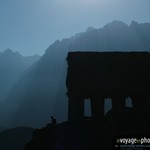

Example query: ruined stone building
[66,52,150,122]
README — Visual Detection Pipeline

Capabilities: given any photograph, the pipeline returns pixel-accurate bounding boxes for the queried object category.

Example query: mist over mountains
[1,20,150,128]
[0,49,40,102]
[0,49,40,126]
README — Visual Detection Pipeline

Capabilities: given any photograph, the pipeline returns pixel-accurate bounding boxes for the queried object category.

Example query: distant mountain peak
[130,21,139,28]
[1,49,22,59]
[15,51,22,57]
[104,20,128,29]
[112,20,128,25]
[86,26,95,32]
[1,49,16,58]
[3,48,14,54]
[131,20,139,25]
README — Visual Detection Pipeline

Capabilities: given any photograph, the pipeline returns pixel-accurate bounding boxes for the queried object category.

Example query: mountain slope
[0,49,26,103]
[3,20,150,128]
[0,49,40,126]
[0,49,40,102]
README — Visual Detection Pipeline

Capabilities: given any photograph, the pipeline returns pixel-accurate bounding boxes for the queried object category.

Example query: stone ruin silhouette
[24,51,150,150]
[66,51,150,123]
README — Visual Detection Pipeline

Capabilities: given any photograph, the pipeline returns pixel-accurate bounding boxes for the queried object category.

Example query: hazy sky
[0,0,150,56]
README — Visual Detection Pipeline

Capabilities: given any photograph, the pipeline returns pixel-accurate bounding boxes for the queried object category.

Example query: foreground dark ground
[0,127,33,150]
[24,108,150,150]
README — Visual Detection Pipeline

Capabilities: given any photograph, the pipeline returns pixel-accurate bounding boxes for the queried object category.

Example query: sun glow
[60,0,102,6]
[76,0,101,5]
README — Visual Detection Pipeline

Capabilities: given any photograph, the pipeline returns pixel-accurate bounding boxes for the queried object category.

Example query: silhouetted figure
[51,116,57,126]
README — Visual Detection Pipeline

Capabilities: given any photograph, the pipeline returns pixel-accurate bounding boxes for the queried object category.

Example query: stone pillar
[112,96,125,110]
[132,95,146,118]
[90,97,104,120]
[68,95,84,123]
[132,95,144,110]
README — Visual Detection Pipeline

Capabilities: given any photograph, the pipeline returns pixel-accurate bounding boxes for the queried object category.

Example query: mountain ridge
[2,20,150,128]
[0,49,41,126]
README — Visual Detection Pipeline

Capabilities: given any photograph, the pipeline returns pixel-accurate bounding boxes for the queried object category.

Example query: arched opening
[84,99,92,117]
[125,97,133,108]
[104,98,112,114]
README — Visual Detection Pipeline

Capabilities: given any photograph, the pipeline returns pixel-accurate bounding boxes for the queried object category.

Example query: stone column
[112,96,125,110]
[90,97,104,120]
[132,95,146,118]
[68,95,84,123]
[132,95,144,110]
